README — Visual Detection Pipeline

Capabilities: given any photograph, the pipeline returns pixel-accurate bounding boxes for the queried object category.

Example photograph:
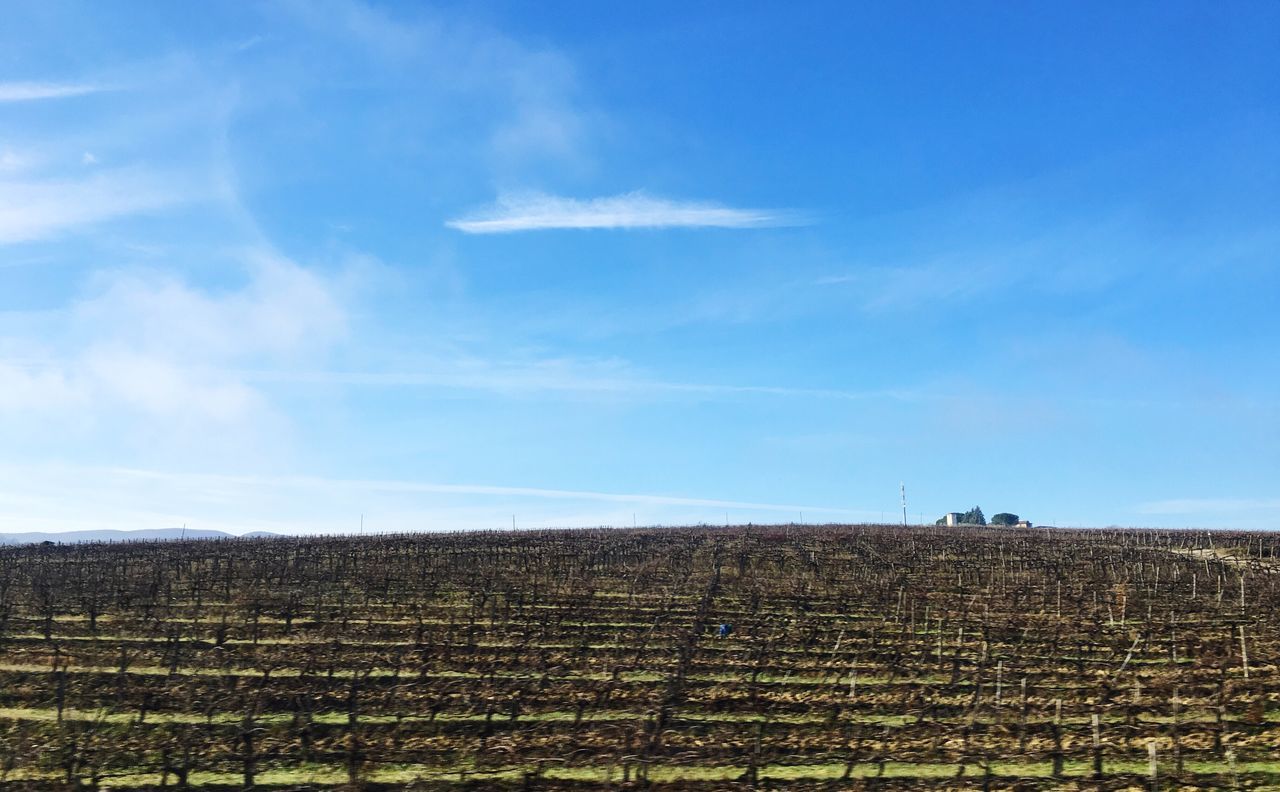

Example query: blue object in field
[718,623,732,638]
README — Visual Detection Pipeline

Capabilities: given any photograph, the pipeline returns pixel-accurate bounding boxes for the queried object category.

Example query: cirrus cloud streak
[446,191,807,233]
[0,81,107,102]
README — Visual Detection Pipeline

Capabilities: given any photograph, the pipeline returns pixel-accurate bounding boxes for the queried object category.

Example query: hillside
[0,524,1276,789]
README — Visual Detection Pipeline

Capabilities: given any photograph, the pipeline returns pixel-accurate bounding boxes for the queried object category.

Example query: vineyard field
[0,524,1278,790]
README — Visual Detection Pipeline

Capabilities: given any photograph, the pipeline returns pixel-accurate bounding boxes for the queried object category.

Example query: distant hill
[0,528,277,545]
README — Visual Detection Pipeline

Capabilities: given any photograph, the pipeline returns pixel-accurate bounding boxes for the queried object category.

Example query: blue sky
[1,1,1277,533]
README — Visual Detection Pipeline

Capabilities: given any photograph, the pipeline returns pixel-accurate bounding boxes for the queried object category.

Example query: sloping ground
[0,524,1277,789]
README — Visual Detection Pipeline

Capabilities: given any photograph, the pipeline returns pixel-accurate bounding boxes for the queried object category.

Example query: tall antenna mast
[900,483,907,526]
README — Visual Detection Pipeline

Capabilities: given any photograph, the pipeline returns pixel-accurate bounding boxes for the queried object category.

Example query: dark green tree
[961,506,986,526]
[990,512,1019,526]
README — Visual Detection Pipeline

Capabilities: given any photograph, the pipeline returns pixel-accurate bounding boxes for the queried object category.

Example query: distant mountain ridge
[0,528,277,545]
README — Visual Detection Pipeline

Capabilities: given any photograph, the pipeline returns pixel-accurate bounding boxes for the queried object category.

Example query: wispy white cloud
[0,360,82,412]
[0,252,346,423]
[446,191,807,233]
[821,259,1015,313]
[0,149,28,172]
[0,168,189,244]
[111,467,867,515]
[232,365,921,403]
[0,82,106,102]
[278,0,590,174]
[236,35,266,52]
[0,463,874,536]
[0,347,924,412]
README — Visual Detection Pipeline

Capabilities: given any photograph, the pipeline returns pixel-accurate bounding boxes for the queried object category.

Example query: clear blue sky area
[1,1,1276,532]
